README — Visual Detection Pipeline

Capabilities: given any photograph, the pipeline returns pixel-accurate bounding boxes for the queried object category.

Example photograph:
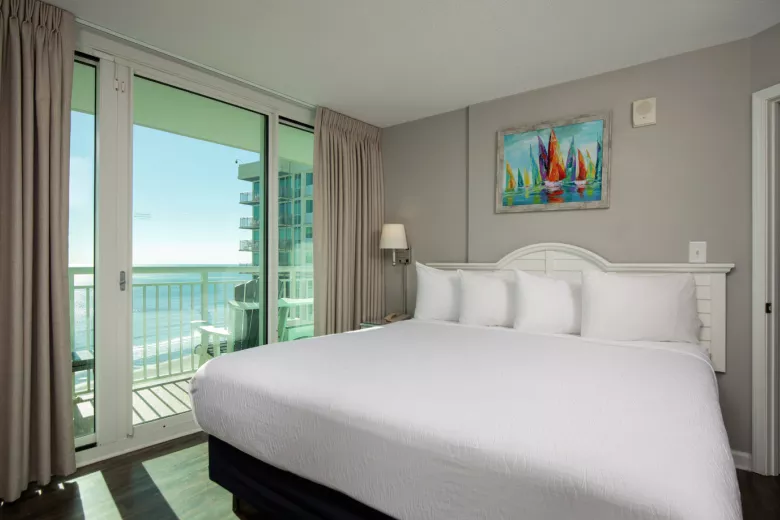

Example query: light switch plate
[689,241,707,263]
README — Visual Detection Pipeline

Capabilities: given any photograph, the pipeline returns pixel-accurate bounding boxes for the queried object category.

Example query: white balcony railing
[69,265,314,400]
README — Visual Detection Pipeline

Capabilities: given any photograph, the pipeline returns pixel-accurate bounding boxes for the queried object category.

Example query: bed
[190,243,740,520]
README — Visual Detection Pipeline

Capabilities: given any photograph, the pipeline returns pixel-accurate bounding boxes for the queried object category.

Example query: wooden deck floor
[131,379,192,425]
[74,377,194,438]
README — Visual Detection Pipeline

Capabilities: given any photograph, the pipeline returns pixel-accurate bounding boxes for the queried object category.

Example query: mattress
[190,320,741,520]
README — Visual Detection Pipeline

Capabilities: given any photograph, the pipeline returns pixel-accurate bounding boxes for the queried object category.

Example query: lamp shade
[379,223,408,250]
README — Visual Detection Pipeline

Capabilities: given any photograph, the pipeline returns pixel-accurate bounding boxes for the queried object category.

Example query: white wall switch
[689,241,707,263]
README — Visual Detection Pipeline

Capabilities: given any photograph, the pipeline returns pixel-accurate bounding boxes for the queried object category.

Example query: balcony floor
[74,376,193,439]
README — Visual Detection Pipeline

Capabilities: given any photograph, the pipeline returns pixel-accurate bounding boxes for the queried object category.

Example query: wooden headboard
[428,243,734,373]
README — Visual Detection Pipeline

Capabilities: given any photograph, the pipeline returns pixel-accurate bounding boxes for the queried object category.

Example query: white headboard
[428,243,734,373]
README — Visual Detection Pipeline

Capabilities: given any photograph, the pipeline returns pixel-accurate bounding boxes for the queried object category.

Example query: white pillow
[580,271,700,343]
[513,270,581,334]
[414,263,460,321]
[458,270,514,327]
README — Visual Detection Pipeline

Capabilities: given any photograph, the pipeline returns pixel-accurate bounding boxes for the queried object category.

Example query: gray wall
[752,22,780,92]
[383,109,468,311]
[383,28,780,454]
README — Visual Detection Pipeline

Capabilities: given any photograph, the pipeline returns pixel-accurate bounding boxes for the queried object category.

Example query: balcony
[239,240,261,252]
[70,265,315,439]
[239,217,261,230]
[279,213,293,226]
[239,192,261,205]
[279,185,294,200]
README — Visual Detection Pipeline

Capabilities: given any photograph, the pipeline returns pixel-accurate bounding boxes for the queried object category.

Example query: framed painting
[496,111,611,213]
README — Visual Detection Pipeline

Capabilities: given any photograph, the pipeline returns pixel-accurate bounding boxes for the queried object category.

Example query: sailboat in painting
[530,145,542,186]
[565,137,577,182]
[575,150,588,187]
[497,113,609,212]
[505,162,517,190]
[543,129,566,192]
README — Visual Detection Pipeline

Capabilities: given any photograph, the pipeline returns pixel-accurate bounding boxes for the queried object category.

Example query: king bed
[190,243,741,519]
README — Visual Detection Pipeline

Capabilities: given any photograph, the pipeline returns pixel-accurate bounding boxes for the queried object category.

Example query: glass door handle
[119,271,126,291]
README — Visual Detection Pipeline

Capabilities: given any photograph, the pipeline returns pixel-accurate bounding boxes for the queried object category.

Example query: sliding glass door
[277,122,314,342]
[69,59,97,445]
[67,43,314,459]
[130,76,268,426]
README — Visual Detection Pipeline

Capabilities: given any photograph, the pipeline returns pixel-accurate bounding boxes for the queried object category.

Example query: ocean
[71,270,260,381]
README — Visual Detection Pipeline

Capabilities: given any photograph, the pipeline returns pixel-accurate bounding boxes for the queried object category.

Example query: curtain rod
[75,18,317,111]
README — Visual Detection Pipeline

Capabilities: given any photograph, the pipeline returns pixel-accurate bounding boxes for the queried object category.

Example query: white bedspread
[190,320,741,520]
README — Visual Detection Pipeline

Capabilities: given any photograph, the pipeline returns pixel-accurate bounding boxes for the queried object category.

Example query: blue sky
[502,120,603,188]
[68,114,261,266]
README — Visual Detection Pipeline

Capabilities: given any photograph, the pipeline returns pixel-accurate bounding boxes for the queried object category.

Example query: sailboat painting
[496,112,611,213]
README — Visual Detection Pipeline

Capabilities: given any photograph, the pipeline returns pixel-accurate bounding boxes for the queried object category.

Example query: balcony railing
[70,265,314,440]
[239,240,261,252]
[70,266,253,395]
[279,213,293,226]
[239,217,261,230]
[239,192,261,205]
[69,265,315,398]
[279,186,294,200]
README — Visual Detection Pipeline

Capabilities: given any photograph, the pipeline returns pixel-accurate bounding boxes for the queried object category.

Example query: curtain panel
[0,0,77,502]
[313,107,384,335]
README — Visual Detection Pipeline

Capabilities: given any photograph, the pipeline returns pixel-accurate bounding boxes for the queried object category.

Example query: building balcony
[239,217,261,230]
[279,213,293,226]
[239,240,261,252]
[239,192,261,205]
[279,186,294,200]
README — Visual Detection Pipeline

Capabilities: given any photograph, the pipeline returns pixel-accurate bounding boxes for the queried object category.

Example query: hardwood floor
[739,470,780,520]
[2,434,780,519]
[0,433,240,520]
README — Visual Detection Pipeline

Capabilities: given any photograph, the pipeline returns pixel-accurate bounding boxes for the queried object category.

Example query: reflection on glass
[277,123,314,342]
[70,61,97,441]
[131,76,267,426]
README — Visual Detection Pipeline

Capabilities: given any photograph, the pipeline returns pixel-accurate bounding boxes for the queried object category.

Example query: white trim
[732,450,753,472]
[268,113,280,343]
[752,83,780,476]
[94,57,124,447]
[429,242,734,373]
[429,243,734,274]
[75,18,315,112]
[76,420,201,468]
[116,63,134,440]
[75,26,314,126]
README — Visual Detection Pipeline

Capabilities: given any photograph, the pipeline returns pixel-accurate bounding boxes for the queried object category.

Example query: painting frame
[495,111,612,214]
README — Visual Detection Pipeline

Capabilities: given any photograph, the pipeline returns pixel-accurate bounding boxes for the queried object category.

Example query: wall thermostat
[632,97,656,127]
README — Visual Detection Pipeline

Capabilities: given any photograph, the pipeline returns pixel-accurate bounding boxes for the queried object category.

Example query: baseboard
[75,423,202,468]
[732,450,752,471]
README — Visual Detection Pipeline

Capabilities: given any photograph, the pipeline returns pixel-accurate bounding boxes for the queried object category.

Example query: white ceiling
[51,0,780,127]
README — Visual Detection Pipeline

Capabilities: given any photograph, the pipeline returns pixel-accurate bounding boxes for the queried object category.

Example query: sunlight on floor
[141,443,234,519]
[67,471,122,520]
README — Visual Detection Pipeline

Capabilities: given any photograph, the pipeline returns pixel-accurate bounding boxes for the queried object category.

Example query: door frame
[752,82,780,476]
[74,25,314,466]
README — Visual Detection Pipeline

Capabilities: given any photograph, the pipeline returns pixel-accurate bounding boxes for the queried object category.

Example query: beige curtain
[0,0,76,502]
[313,107,384,335]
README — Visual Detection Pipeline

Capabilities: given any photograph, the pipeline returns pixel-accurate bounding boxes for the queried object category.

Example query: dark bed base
[208,435,395,520]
